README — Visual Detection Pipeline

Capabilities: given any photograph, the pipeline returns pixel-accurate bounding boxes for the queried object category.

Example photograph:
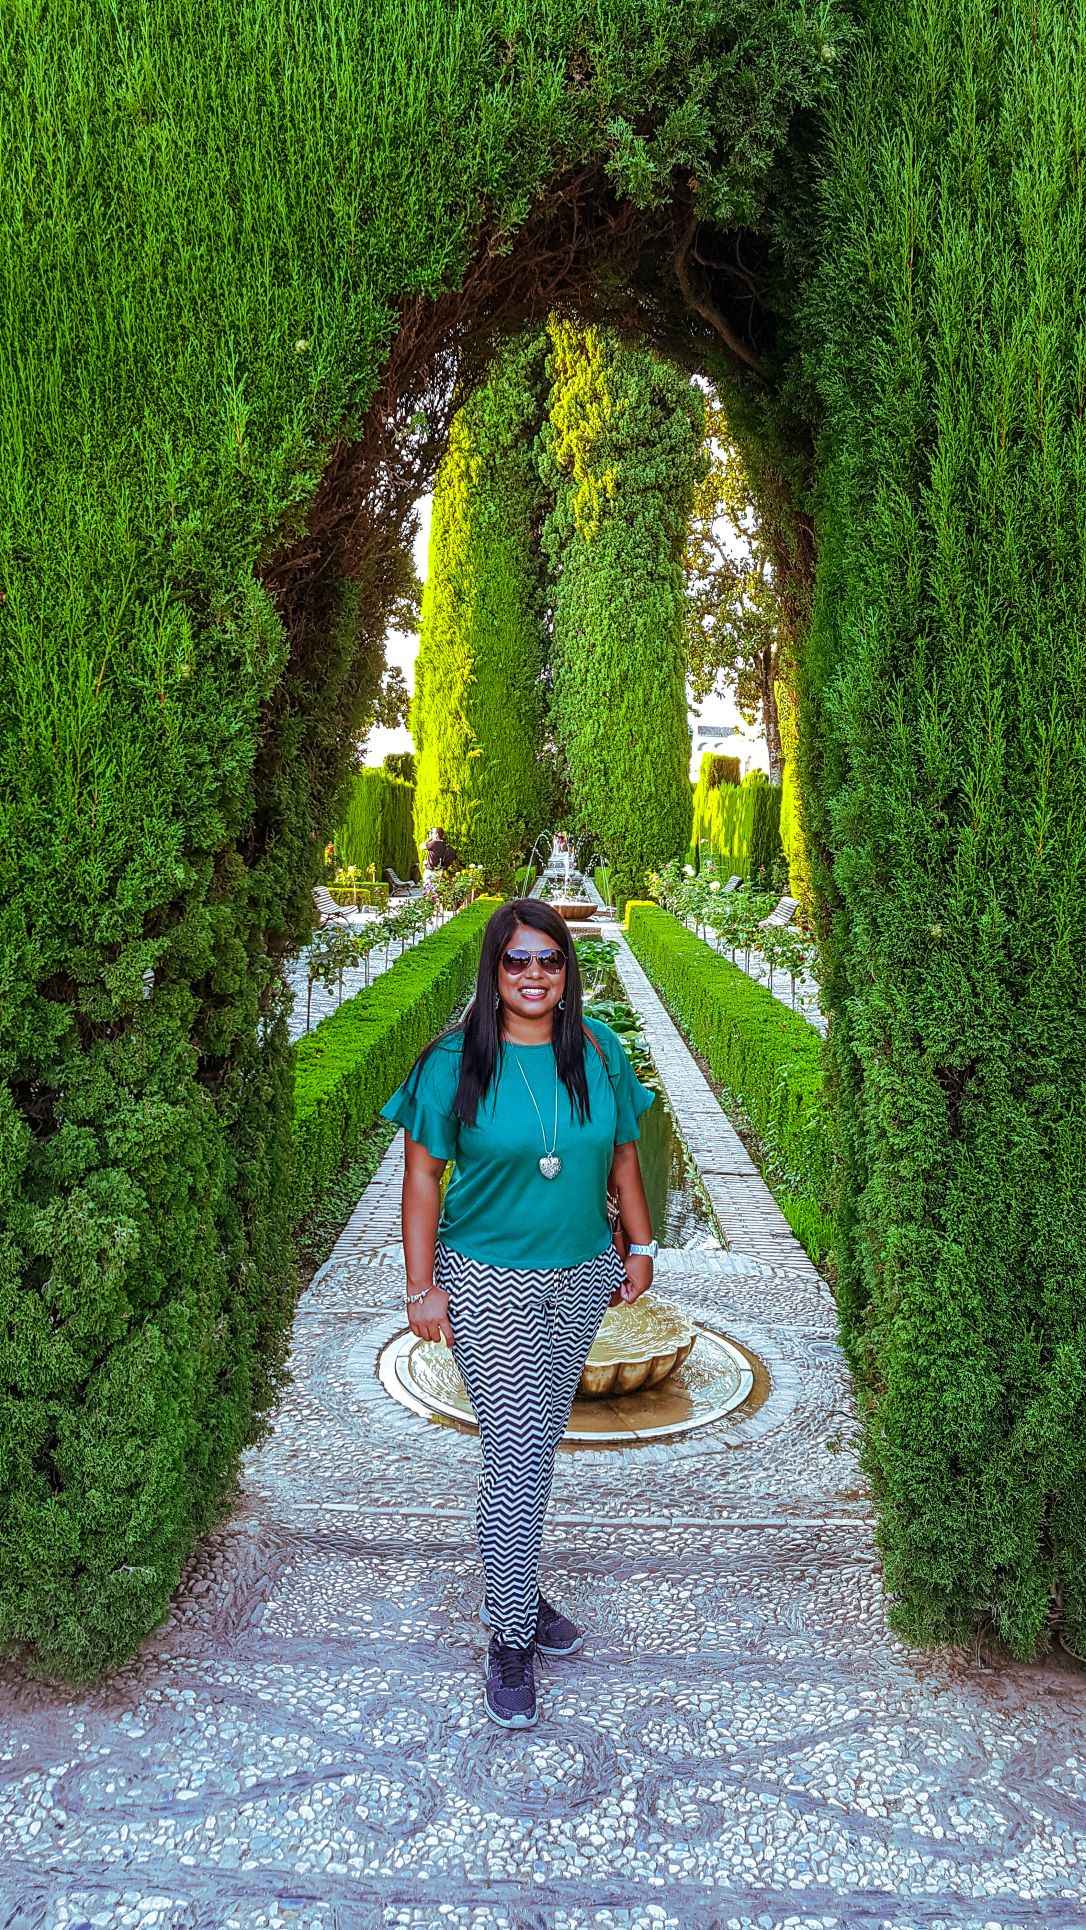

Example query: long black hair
[405,898,591,1128]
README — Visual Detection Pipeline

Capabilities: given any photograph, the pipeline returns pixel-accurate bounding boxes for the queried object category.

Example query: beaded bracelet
[405,1286,437,1306]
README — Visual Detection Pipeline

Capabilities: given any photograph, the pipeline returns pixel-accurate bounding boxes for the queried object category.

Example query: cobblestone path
[2,929,1083,1929]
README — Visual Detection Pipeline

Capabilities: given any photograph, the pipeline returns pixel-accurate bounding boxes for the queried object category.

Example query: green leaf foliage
[412,335,553,878]
[8,0,1080,1675]
[539,321,704,903]
[382,752,416,784]
[800,0,1086,1656]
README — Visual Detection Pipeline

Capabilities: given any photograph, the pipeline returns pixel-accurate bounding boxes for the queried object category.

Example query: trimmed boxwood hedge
[291,897,496,1226]
[625,903,839,1270]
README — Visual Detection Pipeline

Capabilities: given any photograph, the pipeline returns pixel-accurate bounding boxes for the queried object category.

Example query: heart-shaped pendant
[538,1154,562,1180]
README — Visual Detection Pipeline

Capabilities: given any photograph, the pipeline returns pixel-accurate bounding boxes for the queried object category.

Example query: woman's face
[496,922,567,1025]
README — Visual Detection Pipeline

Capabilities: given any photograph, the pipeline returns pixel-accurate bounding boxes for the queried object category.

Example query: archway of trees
[4,1,1084,1676]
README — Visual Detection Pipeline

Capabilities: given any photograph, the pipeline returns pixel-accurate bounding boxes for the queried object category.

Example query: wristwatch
[627,1240,658,1260]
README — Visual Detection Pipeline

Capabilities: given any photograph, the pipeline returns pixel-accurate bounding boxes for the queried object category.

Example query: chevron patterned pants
[435,1239,627,1646]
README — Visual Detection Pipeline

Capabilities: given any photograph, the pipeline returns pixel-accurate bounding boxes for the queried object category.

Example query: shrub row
[625,903,839,1269]
[291,897,497,1227]
[335,771,416,882]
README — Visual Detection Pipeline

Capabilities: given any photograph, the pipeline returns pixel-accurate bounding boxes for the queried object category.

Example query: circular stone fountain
[531,835,609,933]
[377,1293,755,1445]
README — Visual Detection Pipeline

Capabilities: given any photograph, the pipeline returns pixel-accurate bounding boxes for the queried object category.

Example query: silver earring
[494,993,500,1009]
[558,997,565,1010]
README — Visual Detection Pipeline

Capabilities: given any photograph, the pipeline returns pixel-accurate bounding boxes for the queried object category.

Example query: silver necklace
[511,1050,562,1179]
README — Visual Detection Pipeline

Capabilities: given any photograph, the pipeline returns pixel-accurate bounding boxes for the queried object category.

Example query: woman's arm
[609,1139,654,1305]
[402,1132,454,1345]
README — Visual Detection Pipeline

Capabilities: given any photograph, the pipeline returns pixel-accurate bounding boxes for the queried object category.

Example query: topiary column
[411,334,552,881]
[539,321,703,903]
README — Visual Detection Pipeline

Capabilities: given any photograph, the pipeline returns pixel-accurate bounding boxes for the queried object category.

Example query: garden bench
[757,894,799,929]
[723,874,742,892]
[384,867,416,898]
[313,884,359,926]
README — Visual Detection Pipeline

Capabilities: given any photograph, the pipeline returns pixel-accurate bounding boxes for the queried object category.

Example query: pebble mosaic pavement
[2,926,1084,1930]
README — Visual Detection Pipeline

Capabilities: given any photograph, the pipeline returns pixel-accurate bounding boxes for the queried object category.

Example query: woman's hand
[617,1254,653,1305]
[407,1284,454,1347]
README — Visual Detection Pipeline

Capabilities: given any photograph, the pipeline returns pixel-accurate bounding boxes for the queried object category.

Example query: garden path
[1,927,1083,1928]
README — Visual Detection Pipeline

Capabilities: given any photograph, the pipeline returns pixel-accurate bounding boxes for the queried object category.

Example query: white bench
[757,894,799,930]
[313,884,361,927]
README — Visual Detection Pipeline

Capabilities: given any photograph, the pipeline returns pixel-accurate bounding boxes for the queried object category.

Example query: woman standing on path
[380,898,657,1730]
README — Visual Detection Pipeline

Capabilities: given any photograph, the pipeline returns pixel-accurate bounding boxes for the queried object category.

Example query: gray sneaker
[484,1636,538,1728]
[480,1594,584,1657]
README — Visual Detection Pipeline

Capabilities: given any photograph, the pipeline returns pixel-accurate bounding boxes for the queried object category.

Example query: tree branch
[673,211,765,377]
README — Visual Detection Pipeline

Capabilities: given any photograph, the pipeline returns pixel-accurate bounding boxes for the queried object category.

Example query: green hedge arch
[4,0,1084,1675]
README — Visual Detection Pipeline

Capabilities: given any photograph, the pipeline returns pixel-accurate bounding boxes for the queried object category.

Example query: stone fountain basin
[408,1295,697,1407]
[551,899,594,921]
[578,1296,697,1397]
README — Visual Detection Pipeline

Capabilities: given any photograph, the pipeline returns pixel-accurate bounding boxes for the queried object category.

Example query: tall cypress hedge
[411,334,551,878]
[688,752,783,881]
[777,677,814,913]
[7,0,1082,1676]
[335,770,416,881]
[800,0,1086,1656]
[539,321,703,902]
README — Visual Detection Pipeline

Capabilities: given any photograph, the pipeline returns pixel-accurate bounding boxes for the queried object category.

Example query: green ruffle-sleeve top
[379,1016,655,1269]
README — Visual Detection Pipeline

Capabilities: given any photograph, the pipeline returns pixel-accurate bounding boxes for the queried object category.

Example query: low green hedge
[327,882,390,909]
[625,902,839,1270]
[291,897,497,1226]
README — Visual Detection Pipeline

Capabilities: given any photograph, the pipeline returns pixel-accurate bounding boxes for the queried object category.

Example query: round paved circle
[376,1321,756,1445]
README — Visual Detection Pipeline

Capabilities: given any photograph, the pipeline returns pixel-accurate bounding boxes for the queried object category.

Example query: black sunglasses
[500,946,567,978]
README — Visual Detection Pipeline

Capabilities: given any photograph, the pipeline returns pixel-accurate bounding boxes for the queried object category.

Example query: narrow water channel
[635,1084,717,1249]
[578,941,716,1251]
